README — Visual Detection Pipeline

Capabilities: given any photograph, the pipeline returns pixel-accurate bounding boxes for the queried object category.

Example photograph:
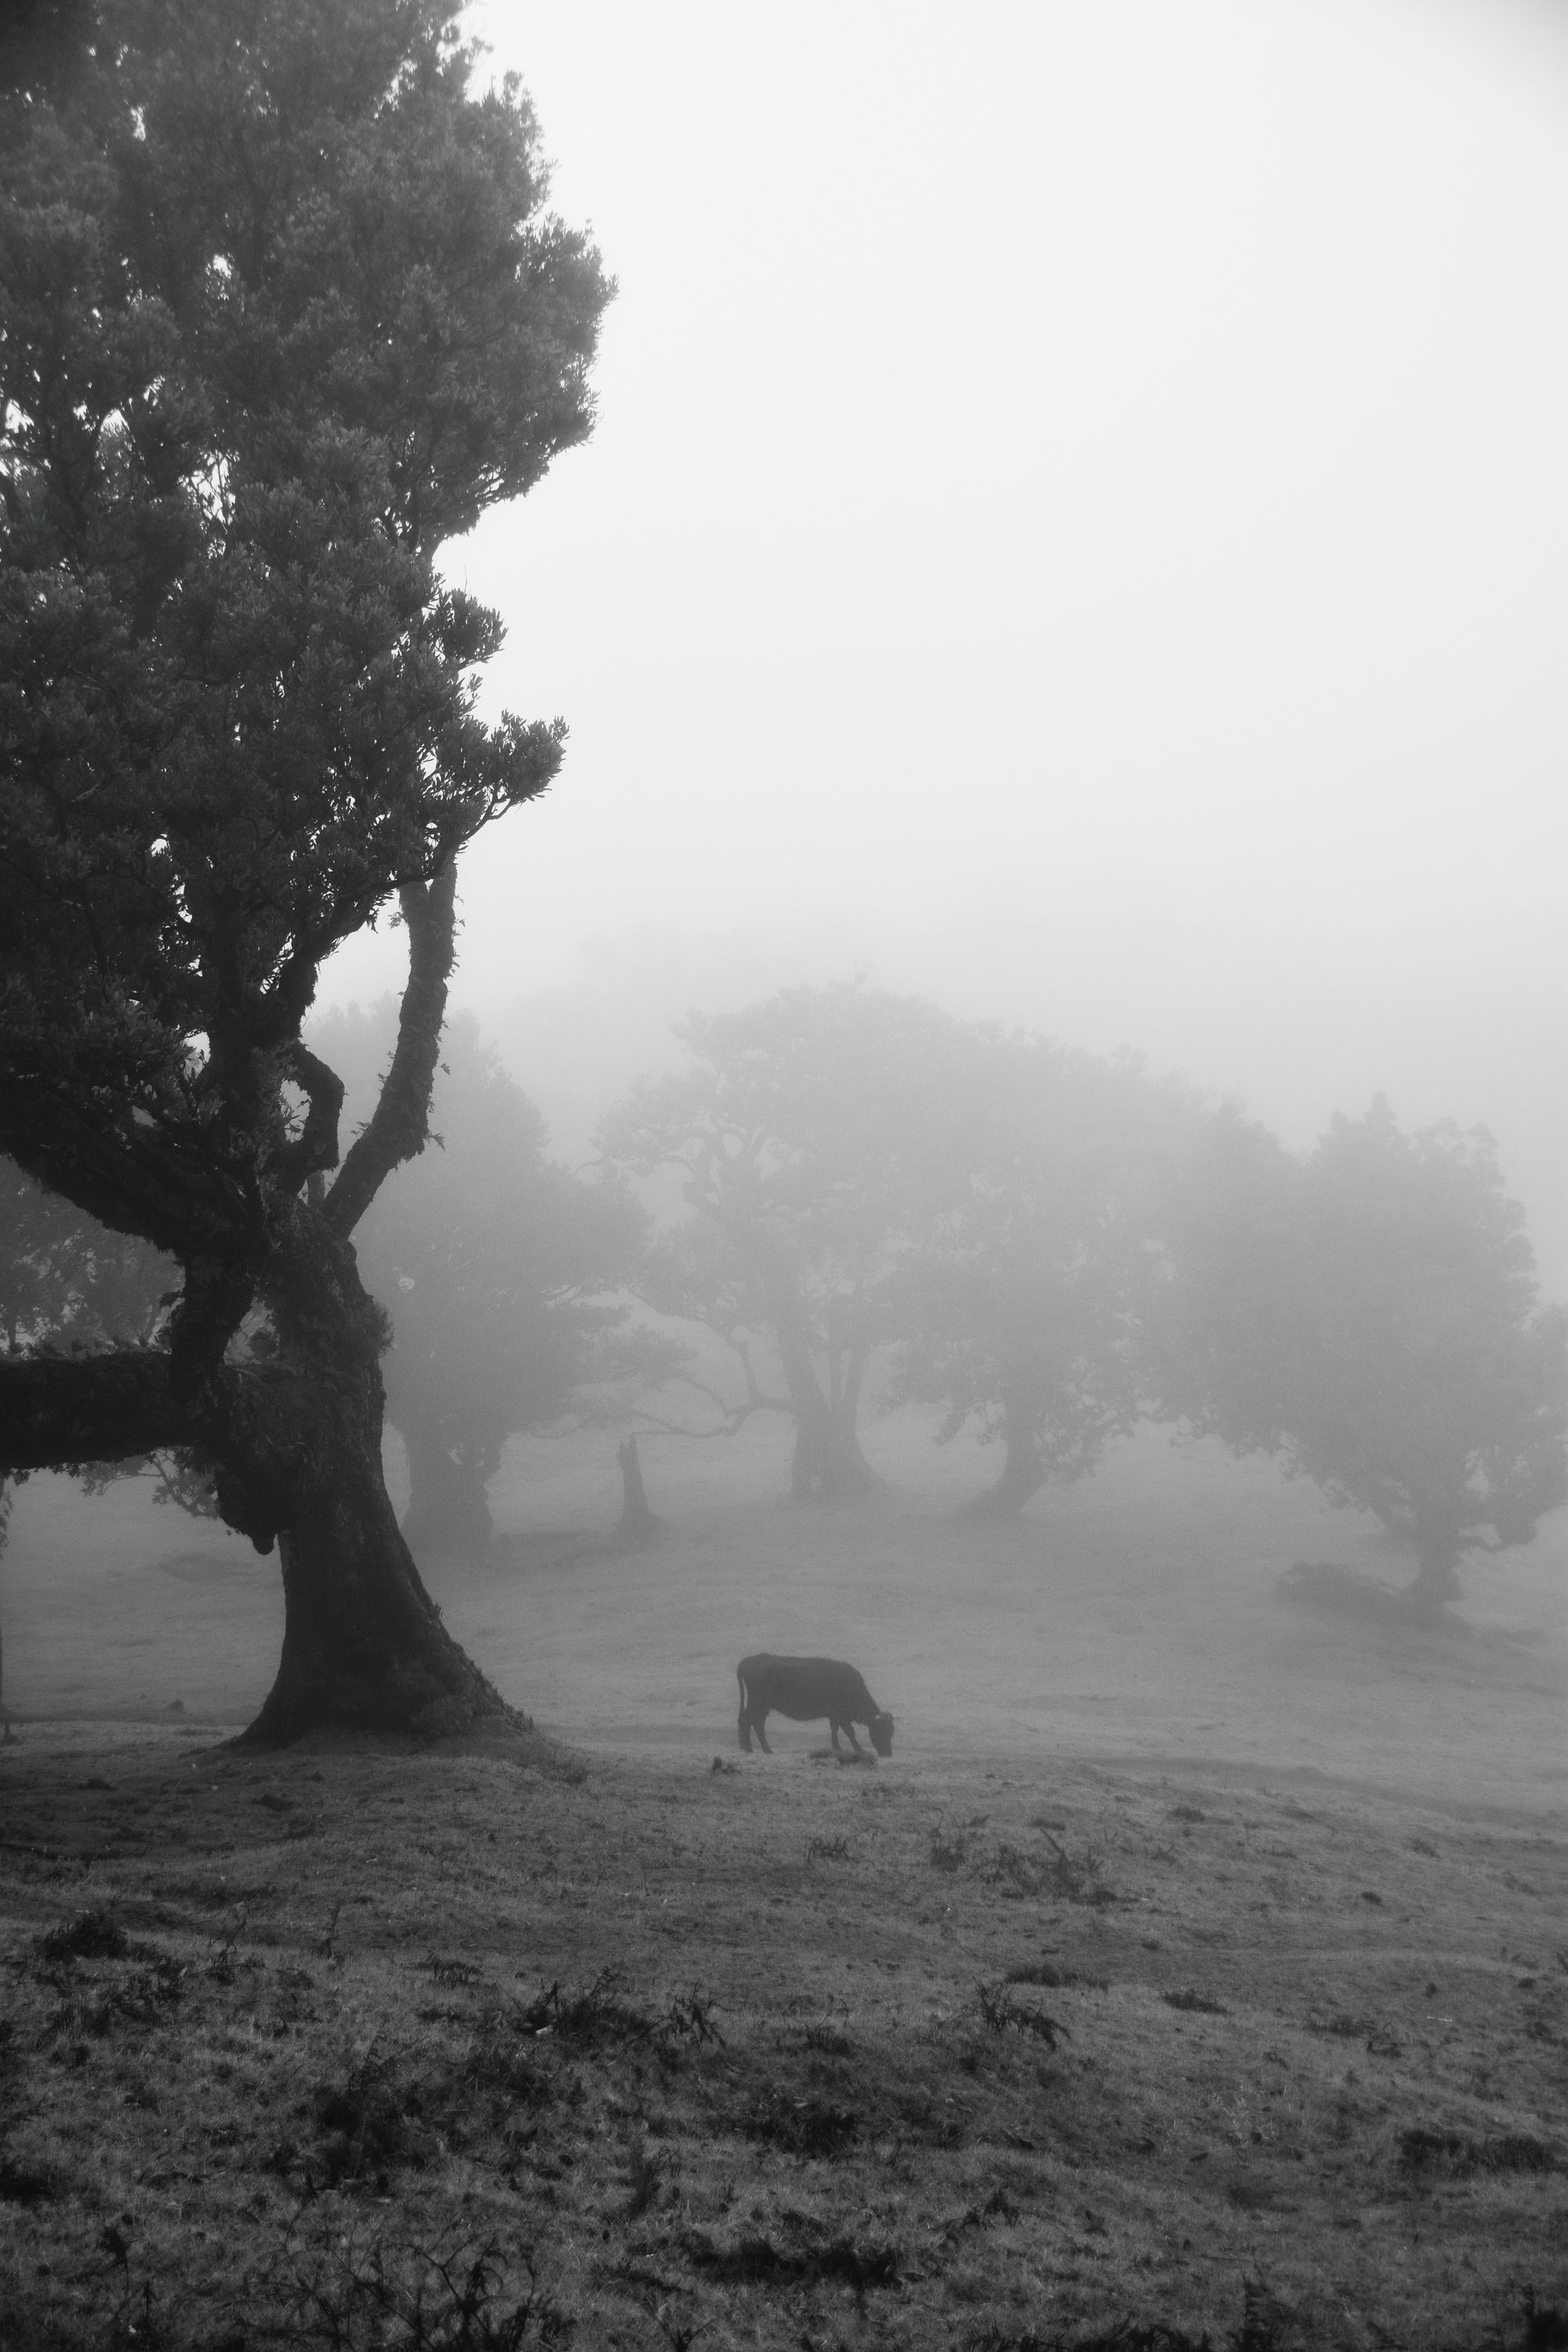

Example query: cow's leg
[753,1710,772,1755]
[843,1721,866,1755]
[738,1703,753,1752]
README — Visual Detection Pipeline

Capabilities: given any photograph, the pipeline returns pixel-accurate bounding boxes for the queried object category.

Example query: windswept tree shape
[0,0,612,1740]
[1161,1102,1568,1613]
[316,1004,652,1557]
[600,985,989,1498]
[893,1042,1202,1518]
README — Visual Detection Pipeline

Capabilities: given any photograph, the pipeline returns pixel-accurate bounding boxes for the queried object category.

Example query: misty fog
[320,0,1568,1294]
[6,0,1566,1788]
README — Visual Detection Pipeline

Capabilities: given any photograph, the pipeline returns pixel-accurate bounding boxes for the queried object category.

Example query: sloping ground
[1,1722,1564,2349]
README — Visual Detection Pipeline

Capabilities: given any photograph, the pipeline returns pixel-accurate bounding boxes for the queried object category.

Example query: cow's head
[869,1711,895,1759]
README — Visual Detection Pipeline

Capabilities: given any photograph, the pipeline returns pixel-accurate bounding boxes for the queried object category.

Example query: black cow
[736,1653,895,1759]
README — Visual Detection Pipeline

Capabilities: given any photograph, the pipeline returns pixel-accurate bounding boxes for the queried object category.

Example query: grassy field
[2,1414,1565,2348]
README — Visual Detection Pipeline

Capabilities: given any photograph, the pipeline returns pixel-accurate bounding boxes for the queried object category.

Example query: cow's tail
[736,1663,753,1752]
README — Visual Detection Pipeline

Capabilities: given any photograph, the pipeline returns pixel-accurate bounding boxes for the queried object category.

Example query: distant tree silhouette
[599,984,987,1498]
[891,1041,1202,1517]
[614,1434,667,1551]
[315,1004,653,1557]
[1160,1102,1568,1612]
[0,0,610,1740]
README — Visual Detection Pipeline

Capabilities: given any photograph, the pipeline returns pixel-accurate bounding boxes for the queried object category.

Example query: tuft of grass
[619,2132,662,2219]
[1399,2126,1559,2178]
[682,2228,898,2288]
[423,1951,487,1988]
[1163,1988,1229,2016]
[930,1828,968,1873]
[746,2089,858,2158]
[1006,1960,1109,1992]
[977,1981,1066,2048]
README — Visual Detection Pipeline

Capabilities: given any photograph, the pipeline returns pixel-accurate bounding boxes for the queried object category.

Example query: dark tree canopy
[0,0,611,1739]
[1161,1101,1568,1610]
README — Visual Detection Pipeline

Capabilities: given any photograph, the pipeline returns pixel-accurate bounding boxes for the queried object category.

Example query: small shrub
[518,1972,654,2048]
[310,2045,411,2187]
[660,1991,723,2047]
[39,1909,128,1962]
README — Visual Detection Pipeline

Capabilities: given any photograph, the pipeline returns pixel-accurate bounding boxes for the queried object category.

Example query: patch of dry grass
[1,1722,1565,2350]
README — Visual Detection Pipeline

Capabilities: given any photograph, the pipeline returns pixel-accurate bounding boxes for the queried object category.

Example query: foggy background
[318,0,1568,1288]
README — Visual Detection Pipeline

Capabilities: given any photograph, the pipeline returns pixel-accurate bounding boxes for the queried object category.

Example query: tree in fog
[1163,1102,1568,1612]
[0,0,610,1740]
[893,1043,1200,1517]
[316,1005,652,1556]
[599,984,985,1497]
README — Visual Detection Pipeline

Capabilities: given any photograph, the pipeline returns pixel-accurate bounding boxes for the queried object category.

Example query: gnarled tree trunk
[960,1380,1048,1520]
[615,1433,667,1551]
[1407,1508,1465,1618]
[788,1399,880,1498]
[397,1417,495,1559]
[237,1208,514,1748]
[249,1446,503,1746]
[772,1287,880,1501]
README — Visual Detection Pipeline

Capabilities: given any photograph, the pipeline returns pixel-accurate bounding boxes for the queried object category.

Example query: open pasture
[2,1417,1566,2347]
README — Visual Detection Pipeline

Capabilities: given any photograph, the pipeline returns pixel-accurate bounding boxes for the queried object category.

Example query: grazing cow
[736,1653,895,1759]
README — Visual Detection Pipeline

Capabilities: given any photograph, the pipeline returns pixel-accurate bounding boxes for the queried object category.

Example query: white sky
[321,0,1568,1286]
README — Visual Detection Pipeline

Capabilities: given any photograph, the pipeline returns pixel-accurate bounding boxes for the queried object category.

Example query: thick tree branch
[323,860,459,1239]
[0,1086,248,1261]
[0,1347,192,1472]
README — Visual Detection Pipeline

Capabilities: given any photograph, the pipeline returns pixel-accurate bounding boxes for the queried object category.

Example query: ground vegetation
[0,1717,1561,2350]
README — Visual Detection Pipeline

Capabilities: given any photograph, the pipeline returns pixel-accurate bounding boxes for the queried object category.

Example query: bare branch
[322,860,459,1238]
